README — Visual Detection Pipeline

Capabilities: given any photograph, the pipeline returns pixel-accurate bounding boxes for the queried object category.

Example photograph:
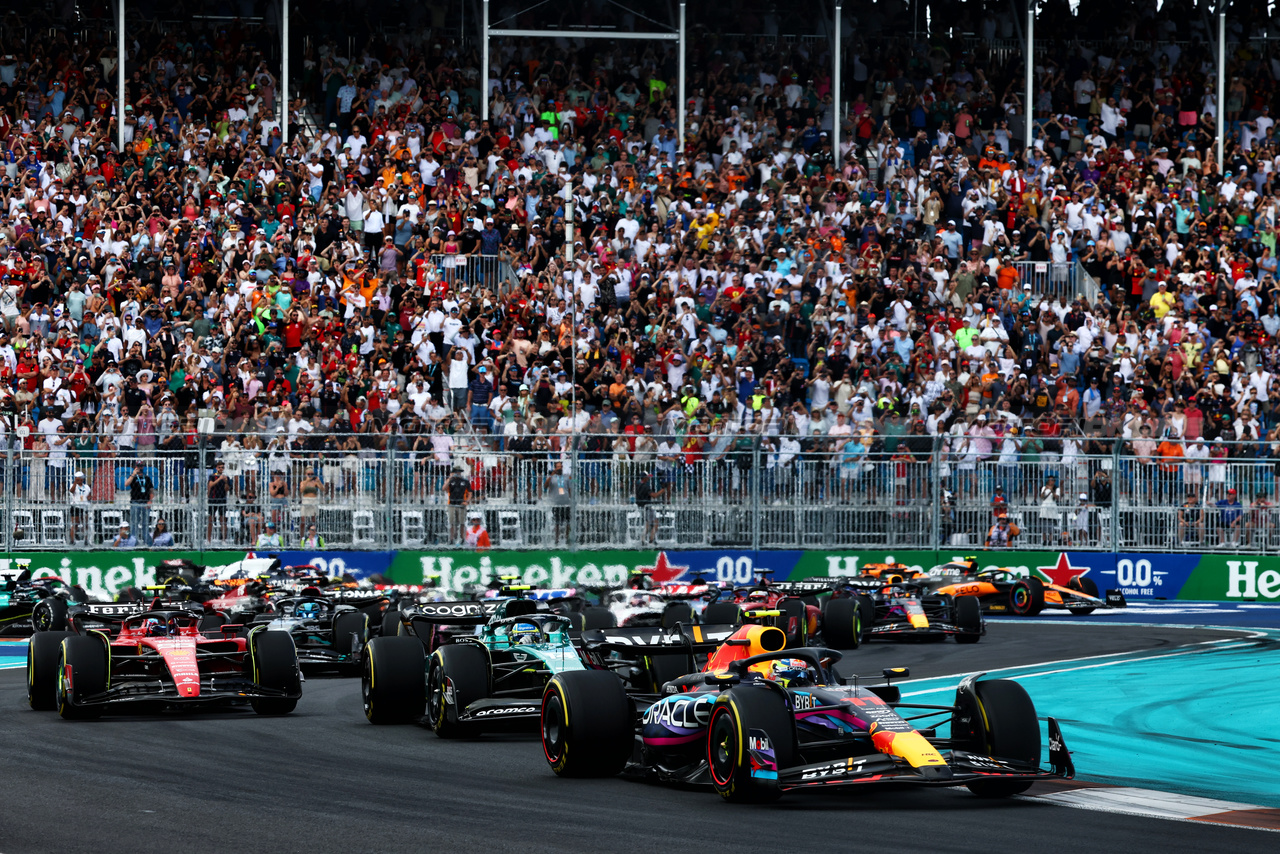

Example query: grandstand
[0,0,1276,553]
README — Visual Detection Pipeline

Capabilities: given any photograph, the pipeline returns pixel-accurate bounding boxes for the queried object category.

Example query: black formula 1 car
[1,564,91,636]
[540,624,1073,801]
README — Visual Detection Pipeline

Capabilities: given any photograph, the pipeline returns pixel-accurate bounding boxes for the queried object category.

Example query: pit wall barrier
[6,549,1278,604]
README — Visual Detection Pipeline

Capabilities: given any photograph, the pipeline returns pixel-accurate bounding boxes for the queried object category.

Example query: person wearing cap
[256,519,284,548]
[112,521,138,550]
[1217,487,1244,546]
[68,470,91,544]
[125,463,155,544]
[463,510,491,551]
[444,466,472,544]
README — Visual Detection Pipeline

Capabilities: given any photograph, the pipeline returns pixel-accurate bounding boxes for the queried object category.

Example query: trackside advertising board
[0,550,1274,603]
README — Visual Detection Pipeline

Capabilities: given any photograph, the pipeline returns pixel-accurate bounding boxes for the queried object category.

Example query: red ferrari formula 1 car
[26,604,302,719]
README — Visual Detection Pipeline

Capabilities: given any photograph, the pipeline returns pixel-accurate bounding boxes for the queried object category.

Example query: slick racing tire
[701,602,742,626]
[32,596,69,632]
[1009,578,1046,616]
[821,597,864,650]
[333,611,370,657]
[708,685,795,803]
[953,595,983,644]
[582,606,616,630]
[541,670,633,778]
[1068,575,1100,615]
[27,630,74,710]
[248,631,302,715]
[661,601,695,629]
[362,636,426,724]
[427,643,490,738]
[57,636,108,720]
[778,597,808,647]
[965,679,1041,798]
[380,608,403,638]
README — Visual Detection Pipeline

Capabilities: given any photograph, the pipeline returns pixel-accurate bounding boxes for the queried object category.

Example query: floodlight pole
[832,3,842,163]
[482,0,490,122]
[1025,1,1034,155]
[677,2,686,157]
[1217,8,1226,168]
[281,0,289,145]
[117,0,125,151]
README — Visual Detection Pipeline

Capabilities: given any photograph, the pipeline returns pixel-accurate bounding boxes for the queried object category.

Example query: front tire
[821,596,863,649]
[965,679,1041,797]
[953,595,983,644]
[28,630,74,710]
[707,685,795,803]
[541,670,633,777]
[427,644,490,737]
[1069,575,1100,615]
[582,606,617,630]
[32,597,68,632]
[362,636,426,724]
[1009,578,1046,616]
[701,602,743,626]
[57,636,108,720]
[332,611,370,657]
[248,631,302,715]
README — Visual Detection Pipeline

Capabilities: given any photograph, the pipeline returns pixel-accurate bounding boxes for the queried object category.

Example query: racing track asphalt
[0,623,1267,854]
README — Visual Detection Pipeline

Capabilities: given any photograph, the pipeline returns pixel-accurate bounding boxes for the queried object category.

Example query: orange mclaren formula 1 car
[922,559,1126,616]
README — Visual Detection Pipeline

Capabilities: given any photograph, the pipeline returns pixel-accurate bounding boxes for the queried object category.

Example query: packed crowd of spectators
[4,3,1280,549]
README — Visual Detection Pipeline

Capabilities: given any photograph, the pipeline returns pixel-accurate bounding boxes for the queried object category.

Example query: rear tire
[57,636,108,720]
[582,606,616,630]
[28,630,74,710]
[427,644,490,737]
[777,597,807,647]
[701,602,743,626]
[707,685,795,802]
[541,670,633,777]
[953,595,983,644]
[380,608,403,638]
[332,611,369,657]
[248,631,301,715]
[362,636,426,724]
[661,602,695,629]
[821,597,863,649]
[32,597,68,632]
[1009,578,1046,616]
[965,679,1041,797]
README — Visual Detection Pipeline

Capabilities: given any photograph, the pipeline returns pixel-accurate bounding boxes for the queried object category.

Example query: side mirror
[705,671,741,687]
[883,667,909,681]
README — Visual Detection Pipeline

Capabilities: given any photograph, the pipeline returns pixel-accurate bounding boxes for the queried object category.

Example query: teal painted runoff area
[0,640,26,670]
[899,630,1280,808]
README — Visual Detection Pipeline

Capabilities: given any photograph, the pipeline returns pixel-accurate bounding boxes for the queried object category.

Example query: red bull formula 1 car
[540,624,1073,801]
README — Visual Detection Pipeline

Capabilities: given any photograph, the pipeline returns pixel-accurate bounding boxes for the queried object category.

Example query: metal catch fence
[4,434,1278,553]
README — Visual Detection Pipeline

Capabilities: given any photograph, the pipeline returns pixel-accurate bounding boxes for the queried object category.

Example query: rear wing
[767,581,837,596]
[581,622,739,655]
[406,601,492,627]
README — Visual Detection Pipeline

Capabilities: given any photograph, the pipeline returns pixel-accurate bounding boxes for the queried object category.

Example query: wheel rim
[1012,586,1029,611]
[361,654,373,717]
[427,661,445,726]
[708,710,736,786]
[541,693,565,763]
[33,603,48,632]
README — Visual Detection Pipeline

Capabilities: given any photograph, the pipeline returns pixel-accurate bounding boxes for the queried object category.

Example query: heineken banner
[2,548,1277,603]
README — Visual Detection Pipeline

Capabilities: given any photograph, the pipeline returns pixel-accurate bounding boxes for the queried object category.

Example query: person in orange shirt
[1156,430,1185,503]
[995,256,1020,291]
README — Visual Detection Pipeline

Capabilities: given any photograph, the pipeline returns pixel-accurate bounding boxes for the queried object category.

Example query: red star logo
[636,551,689,584]
[1036,553,1088,588]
